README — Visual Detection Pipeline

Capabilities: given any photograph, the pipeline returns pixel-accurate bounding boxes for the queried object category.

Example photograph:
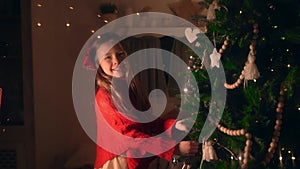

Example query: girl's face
[97,42,127,78]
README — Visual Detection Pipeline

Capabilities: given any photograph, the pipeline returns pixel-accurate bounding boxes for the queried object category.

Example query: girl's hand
[174,141,199,156]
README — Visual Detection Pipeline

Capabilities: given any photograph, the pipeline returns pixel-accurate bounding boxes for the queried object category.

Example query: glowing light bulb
[287,64,291,68]
[91,29,95,33]
[36,22,42,27]
[37,3,42,7]
[97,14,101,18]
[136,12,140,15]
[69,6,74,10]
[239,10,243,14]
[292,156,296,160]
[66,22,71,27]
[104,20,108,23]
[279,156,283,160]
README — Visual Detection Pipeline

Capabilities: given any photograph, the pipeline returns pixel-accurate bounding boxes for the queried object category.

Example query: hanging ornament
[243,51,260,86]
[202,140,218,162]
[207,0,220,21]
[210,48,221,68]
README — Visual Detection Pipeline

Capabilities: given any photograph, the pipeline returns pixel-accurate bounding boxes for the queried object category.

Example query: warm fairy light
[292,156,296,160]
[36,22,42,27]
[281,36,286,40]
[297,107,300,111]
[288,150,291,154]
[271,69,274,72]
[279,156,283,160]
[136,12,140,15]
[69,6,74,10]
[190,56,193,59]
[91,29,95,33]
[66,22,71,27]
[183,88,188,92]
[97,35,101,39]
[187,66,191,70]
[286,49,290,52]
[273,25,278,29]
[287,64,291,68]
[238,156,242,161]
[239,10,243,14]
[97,14,101,18]
[262,37,266,41]
[281,147,285,151]
[37,3,42,7]
[231,156,234,160]
[104,20,108,23]
[253,79,257,82]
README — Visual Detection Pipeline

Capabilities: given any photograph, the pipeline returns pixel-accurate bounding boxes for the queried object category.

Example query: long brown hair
[89,34,150,112]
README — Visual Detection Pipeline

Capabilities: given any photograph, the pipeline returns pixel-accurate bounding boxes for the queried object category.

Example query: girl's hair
[89,33,150,112]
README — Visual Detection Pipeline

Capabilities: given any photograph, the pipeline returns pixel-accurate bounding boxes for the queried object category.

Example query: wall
[31,0,200,168]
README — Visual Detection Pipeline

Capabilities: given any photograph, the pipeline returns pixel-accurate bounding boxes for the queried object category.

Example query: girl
[84,33,198,169]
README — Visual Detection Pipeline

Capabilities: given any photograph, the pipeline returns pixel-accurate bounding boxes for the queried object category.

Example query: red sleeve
[95,88,176,161]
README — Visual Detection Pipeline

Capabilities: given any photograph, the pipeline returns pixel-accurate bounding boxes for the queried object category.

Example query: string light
[97,35,101,39]
[136,12,140,15]
[97,14,101,18]
[279,156,283,161]
[69,6,74,10]
[36,3,43,7]
[287,64,291,68]
[91,29,95,33]
[239,10,243,14]
[36,22,42,27]
[104,20,108,23]
[297,107,300,111]
[65,22,71,27]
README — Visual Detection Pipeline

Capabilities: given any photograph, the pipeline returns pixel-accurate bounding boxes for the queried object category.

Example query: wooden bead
[246,140,252,146]
[276,119,282,125]
[253,23,258,28]
[276,114,283,119]
[274,131,280,137]
[245,133,252,139]
[274,124,281,130]
[276,107,283,113]
[278,96,284,102]
[272,136,279,142]
[243,158,248,165]
[270,142,277,149]
[277,102,284,108]
[244,145,251,152]
[241,129,246,135]
[224,40,229,45]
[222,45,227,50]
[252,35,258,40]
[268,147,275,153]
[279,90,285,95]
[219,48,224,54]
[267,152,274,159]
[253,28,259,34]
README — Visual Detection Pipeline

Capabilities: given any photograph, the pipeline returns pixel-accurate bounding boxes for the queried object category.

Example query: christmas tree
[180,0,300,168]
